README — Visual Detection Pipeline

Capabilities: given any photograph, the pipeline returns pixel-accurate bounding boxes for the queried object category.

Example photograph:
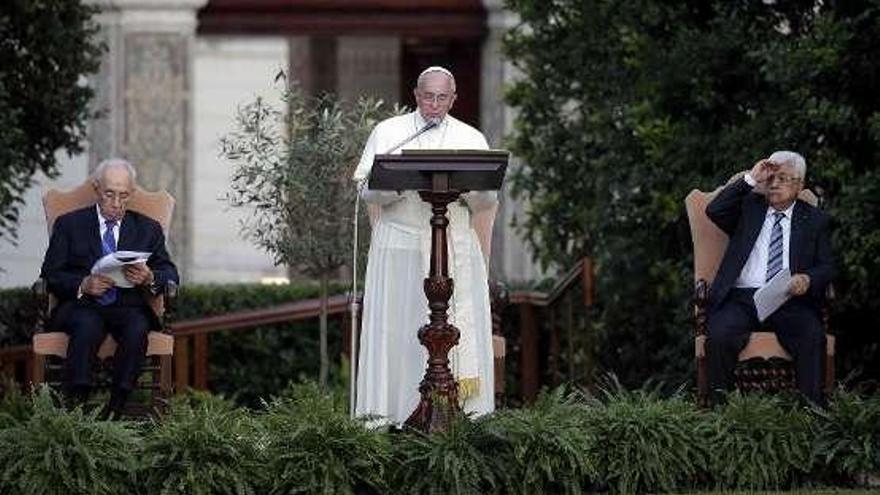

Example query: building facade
[0,0,543,288]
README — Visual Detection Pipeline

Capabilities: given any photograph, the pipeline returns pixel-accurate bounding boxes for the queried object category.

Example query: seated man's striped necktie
[98,219,118,305]
[765,212,785,282]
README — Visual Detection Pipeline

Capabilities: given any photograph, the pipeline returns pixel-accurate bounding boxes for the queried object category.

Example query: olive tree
[0,0,103,246]
[221,79,398,386]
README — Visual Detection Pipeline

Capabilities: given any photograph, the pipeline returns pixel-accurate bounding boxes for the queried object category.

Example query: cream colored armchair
[685,173,834,406]
[31,180,176,416]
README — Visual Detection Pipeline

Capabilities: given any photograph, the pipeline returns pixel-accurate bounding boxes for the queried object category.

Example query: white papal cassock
[353,110,497,425]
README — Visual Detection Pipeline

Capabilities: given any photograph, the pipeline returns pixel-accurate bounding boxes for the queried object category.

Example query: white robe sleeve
[354,123,404,206]
[353,126,378,182]
[459,128,497,213]
[461,191,497,212]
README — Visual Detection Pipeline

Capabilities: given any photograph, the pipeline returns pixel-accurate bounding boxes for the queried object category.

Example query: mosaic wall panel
[123,33,190,268]
[89,23,119,170]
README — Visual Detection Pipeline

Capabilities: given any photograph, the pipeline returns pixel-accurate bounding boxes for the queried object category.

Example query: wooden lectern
[369,150,508,432]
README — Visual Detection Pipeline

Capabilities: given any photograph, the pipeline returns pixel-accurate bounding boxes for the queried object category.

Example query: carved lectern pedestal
[368,150,507,432]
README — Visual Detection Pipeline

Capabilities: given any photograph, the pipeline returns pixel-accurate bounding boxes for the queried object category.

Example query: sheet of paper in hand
[90,251,152,288]
[753,268,792,322]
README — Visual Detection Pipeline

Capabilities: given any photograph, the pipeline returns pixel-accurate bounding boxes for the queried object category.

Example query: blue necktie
[765,212,785,282]
[98,219,118,305]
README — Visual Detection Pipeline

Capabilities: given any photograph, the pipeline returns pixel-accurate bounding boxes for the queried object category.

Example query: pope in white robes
[353,66,497,425]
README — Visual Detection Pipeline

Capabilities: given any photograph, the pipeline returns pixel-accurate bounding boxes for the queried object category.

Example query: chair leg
[31,353,46,388]
[494,356,505,408]
[155,354,172,415]
[696,355,709,407]
[824,352,835,395]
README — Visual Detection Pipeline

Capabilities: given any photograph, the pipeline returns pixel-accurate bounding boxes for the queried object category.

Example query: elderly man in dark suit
[706,151,834,405]
[40,158,179,418]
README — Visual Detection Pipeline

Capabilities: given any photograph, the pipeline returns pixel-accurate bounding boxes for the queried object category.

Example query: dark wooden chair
[31,180,177,417]
[489,280,509,407]
[685,172,834,406]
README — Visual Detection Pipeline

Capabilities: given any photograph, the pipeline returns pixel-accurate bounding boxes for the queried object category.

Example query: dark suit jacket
[706,178,834,313]
[40,205,179,327]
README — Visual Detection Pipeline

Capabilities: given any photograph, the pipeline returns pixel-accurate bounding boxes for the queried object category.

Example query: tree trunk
[319,273,329,387]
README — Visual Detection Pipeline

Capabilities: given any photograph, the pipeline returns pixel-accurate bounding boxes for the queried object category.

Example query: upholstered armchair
[31,181,177,416]
[685,173,834,406]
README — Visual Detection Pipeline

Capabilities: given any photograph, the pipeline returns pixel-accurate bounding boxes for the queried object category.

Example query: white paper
[753,268,792,322]
[90,250,151,288]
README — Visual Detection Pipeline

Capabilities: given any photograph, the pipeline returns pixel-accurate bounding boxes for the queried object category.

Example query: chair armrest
[162,280,178,330]
[31,278,49,335]
[489,279,509,337]
[145,280,178,331]
[694,278,711,406]
[822,282,835,336]
[693,279,709,337]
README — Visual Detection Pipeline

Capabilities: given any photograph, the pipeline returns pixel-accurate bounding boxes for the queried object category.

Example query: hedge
[1,385,878,495]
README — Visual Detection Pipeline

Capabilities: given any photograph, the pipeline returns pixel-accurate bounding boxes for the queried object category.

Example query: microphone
[382,118,439,155]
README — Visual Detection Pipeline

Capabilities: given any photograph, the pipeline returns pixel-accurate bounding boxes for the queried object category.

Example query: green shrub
[707,392,814,490]
[0,387,141,495]
[177,283,347,407]
[265,380,348,416]
[815,389,880,485]
[167,387,238,414]
[261,382,389,494]
[140,396,265,495]
[0,287,37,346]
[174,283,343,320]
[4,383,880,493]
[207,319,345,408]
[504,0,880,392]
[389,417,501,495]
[584,381,709,494]
[0,0,103,244]
[0,378,33,429]
[483,388,595,495]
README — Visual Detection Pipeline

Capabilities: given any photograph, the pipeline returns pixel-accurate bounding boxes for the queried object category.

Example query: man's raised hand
[749,158,779,194]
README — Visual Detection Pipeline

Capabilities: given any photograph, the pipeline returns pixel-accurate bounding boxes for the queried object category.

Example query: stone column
[481,0,544,283]
[87,0,207,277]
